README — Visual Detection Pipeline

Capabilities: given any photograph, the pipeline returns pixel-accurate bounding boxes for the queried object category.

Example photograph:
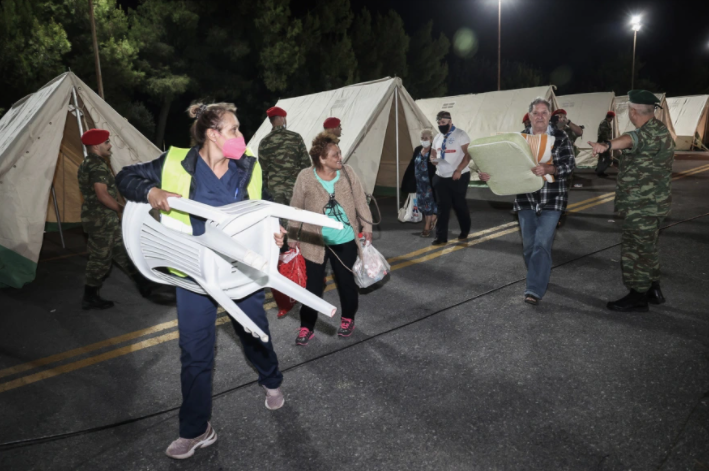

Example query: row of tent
[1,72,708,287]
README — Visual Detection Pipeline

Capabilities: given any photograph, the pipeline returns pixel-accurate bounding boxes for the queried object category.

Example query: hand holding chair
[122,198,343,343]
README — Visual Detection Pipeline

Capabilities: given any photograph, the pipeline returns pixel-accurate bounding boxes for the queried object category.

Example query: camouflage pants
[621,211,664,292]
[85,224,139,288]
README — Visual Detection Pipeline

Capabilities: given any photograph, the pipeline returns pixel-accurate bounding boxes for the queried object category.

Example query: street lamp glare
[632,24,642,32]
[631,15,641,25]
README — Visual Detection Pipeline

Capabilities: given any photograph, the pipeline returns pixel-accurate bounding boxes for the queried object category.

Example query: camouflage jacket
[616,118,675,215]
[597,119,613,143]
[77,153,120,232]
[564,126,581,157]
[258,126,311,205]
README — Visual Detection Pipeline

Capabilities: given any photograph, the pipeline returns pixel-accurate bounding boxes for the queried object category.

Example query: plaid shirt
[514,125,576,213]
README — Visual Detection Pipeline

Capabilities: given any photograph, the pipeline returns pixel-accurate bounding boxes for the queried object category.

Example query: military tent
[666,95,709,151]
[247,77,432,206]
[556,92,617,168]
[0,72,161,288]
[614,93,677,142]
[415,86,558,175]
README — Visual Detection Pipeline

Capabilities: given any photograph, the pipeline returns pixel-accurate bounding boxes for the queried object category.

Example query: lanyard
[440,126,456,160]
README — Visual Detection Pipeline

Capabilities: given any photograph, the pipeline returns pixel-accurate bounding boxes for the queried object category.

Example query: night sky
[342,0,709,96]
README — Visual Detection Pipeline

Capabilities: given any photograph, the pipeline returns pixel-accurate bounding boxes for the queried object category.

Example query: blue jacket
[116,146,256,203]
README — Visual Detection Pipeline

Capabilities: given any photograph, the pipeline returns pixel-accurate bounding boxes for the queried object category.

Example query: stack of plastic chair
[122,197,344,343]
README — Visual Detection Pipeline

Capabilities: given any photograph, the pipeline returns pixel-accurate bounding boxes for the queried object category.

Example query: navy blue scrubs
[177,156,283,439]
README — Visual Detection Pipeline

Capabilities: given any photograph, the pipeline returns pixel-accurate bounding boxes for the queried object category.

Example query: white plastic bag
[397,193,422,223]
[353,241,390,288]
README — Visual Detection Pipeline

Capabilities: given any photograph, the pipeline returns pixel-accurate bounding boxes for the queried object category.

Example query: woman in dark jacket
[401,129,438,236]
[115,102,285,460]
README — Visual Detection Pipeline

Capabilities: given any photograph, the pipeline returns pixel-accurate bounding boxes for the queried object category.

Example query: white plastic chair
[122,197,344,343]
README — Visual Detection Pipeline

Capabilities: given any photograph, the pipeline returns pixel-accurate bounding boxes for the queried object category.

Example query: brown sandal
[421,229,431,237]
[524,295,539,305]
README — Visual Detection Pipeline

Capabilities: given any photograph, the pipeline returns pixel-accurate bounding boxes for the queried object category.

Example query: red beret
[266,107,287,118]
[551,109,567,117]
[81,129,110,146]
[323,117,341,129]
[606,111,616,118]
[522,113,529,123]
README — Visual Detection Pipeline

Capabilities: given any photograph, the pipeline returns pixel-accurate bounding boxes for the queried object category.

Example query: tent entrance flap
[374,93,414,195]
[45,106,96,225]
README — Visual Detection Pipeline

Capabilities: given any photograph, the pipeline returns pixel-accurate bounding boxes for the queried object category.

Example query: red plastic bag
[272,246,307,318]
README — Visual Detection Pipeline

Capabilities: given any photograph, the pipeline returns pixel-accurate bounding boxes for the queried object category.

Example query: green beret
[628,89,662,108]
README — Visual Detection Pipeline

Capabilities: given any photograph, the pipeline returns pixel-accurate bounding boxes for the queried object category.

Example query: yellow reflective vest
[160,146,262,275]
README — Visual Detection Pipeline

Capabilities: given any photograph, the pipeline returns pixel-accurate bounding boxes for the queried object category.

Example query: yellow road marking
[386,222,520,264]
[4,161,709,392]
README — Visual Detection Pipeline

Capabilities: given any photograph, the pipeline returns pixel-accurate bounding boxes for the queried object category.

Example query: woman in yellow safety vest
[116,102,285,460]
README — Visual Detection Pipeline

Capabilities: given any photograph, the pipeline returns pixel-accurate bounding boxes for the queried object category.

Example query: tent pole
[51,185,66,249]
[72,87,88,159]
[395,86,400,212]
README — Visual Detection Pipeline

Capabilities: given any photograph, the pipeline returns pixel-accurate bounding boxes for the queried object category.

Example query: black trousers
[300,240,359,330]
[596,151,612,175]
[433,172,471,241]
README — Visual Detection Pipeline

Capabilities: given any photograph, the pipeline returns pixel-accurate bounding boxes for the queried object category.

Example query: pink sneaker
[165,422,217,459]
[338,317,355,337]
[296,327,314,346]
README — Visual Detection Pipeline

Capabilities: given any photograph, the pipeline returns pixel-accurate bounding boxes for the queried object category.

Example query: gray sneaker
[165,422,217,460]
[264,386,285,410]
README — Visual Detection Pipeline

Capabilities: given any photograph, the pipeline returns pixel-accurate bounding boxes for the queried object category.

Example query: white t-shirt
[432,127,471,178]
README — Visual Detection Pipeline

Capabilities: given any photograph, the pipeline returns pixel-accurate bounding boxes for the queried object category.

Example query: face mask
[420,140,431,148]
[222,135,246,160]
[438,124,451,134]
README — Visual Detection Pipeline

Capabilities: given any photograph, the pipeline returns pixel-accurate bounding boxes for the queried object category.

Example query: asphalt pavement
[1,158,708,470]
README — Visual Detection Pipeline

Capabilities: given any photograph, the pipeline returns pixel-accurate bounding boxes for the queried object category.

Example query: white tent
[0,72,161,288]
[415,86,558,174]
[556,92,617,168]
[614,93,677,142]
[247,77,432,204]
[666,95,709,151]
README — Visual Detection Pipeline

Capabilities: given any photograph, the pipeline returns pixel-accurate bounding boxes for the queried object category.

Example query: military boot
[607,289,649,313]
[82,285,115,310]
[647,281,666,305]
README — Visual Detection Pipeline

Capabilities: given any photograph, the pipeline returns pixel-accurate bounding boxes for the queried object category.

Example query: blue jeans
[175,288,283,438]
[517,210,562,299]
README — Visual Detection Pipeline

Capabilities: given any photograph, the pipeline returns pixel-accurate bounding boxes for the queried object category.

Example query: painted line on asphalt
[4,161,709,391]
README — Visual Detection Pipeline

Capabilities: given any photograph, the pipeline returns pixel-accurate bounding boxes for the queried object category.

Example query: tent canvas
[415,86,558,174]
[666,95,709,151]
[0,72,161,288]
[247,77,432,200]
[614,93,677,143]
[556,92,617,168]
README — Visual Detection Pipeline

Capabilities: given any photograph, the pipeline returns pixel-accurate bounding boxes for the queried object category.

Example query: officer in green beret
[589,90,675,312]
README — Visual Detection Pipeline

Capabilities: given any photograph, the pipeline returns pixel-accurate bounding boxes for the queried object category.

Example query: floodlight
[631,15,641,25]
[632,24,642,32]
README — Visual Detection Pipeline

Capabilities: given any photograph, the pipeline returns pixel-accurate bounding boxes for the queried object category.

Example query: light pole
[497,0,501,90]
[630,16,642,90]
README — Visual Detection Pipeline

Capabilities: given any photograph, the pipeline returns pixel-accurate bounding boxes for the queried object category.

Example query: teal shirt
[314,169,356,245]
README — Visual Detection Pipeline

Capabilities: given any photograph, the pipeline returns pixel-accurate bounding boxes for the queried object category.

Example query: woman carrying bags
[116,102,286,460]
[401,129,438,236]
[289,131,373,346]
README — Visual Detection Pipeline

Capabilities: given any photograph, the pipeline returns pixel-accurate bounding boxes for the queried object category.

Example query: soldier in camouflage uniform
[258,107,311,208]
[595,111,616,177]
[589,90,675,312]
[77,129,151,310]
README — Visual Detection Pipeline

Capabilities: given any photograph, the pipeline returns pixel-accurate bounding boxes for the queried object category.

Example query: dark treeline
[3,0,702,148]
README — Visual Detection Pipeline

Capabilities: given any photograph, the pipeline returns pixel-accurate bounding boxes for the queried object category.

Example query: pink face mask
[222,135,246,160]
